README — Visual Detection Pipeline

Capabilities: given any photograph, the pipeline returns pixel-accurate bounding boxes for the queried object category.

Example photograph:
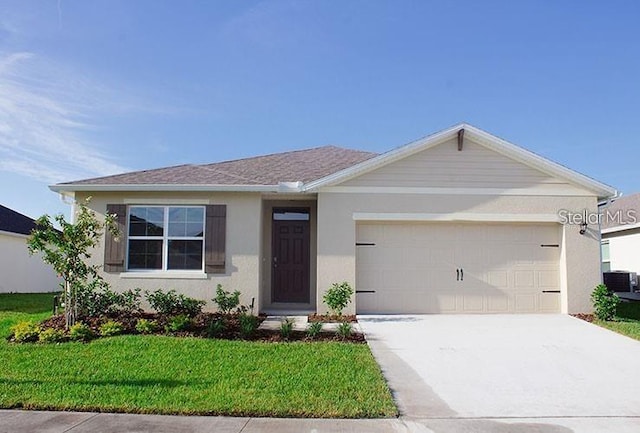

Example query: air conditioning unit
[603,271,638,293]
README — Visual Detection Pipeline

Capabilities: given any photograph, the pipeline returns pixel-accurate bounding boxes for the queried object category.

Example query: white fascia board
[303,123,617,200]
[465,126,617,200]
[352,212,561,223]
[49,184,281,193]
[602,222,640,235]
[321,186,594,196]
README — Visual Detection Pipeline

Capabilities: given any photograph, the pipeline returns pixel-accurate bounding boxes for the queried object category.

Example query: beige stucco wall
[0,231,61,293]
[316,192,601,314]
[75,191,262,312]
[604,229,640,274]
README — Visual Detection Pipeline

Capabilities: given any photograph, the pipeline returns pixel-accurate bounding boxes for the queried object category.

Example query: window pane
[603,262,611,272]
[129,207,164,236]
[601,241,610,261]
[168,240,203,270]
[128,240,163,269]
[168,207,204,237]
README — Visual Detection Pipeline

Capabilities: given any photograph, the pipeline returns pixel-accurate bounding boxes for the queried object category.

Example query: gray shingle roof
[0,205,38,236]
[60,145,377,186]
[600,193,640,230]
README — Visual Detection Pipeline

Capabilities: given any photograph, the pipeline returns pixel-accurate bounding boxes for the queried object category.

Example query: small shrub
[11,321,40,343]
[78,286,142,317]
[69,322,95,342]
[212,284,241,314]
[591,284,620,321]
[323,282,354,316]
[306,321,323,339]
[206,318,226,338]
[146,289,205,317]
[38,328,66,344]
[135,318,158,334]
[280,317,294,340]
[336,322,353,339]
[239,313,259,339]
[99,320,125,337]
[165,315,192,333]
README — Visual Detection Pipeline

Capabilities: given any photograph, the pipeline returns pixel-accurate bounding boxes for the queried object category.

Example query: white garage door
[356,222,561,314]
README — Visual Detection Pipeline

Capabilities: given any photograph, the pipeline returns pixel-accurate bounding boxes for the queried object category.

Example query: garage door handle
[456,269,460,281]
[460,268,464,281]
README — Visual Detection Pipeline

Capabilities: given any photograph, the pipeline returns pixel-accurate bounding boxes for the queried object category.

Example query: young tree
[28,198,118,328]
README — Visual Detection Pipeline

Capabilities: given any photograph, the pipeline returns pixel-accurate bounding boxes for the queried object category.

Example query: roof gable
[304,123,617,199]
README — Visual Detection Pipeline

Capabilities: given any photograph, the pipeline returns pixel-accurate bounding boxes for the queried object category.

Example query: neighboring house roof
[0,205,38,236]
[50,123,617,199]
[601,193,640,234]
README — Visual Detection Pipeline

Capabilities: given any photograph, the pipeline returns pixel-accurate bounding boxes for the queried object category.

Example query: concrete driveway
[359,314,640,430]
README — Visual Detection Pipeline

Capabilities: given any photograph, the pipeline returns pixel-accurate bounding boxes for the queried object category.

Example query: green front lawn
[596,301,640,341]
[0,293,397,418]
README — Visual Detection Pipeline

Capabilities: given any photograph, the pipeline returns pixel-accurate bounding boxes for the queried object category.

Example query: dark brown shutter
[205,204,226,274]
[104,204,126,273]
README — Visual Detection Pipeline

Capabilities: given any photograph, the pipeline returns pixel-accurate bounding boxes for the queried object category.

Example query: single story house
[600,193,640,275]
[0,205,61,293]
[51,124,616,314]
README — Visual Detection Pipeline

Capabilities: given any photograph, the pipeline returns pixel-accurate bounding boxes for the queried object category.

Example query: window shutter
[205,204,226,274]
[104,204,126,273]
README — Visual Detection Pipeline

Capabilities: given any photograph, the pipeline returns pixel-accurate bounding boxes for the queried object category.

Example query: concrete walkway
[3,409,640,433]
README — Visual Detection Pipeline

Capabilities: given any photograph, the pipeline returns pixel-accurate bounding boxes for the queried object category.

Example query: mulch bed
[36,312,364,343]
[571,313,595,323]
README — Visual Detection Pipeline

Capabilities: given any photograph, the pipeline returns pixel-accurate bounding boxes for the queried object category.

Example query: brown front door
[272,208,310,303]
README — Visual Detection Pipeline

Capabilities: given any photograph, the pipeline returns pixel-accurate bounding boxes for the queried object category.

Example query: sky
[0,0,639,220]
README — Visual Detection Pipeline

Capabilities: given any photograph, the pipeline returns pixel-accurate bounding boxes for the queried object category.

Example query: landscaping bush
[280,317,294,340]
[165,315,192,333]
[306,321,323,339]
[239,313,259,339]
[78,286,142,317]
[69,322,95,342]
[135,318,158,334]
[591,284,620,321]
[146,289,206,317]
[206,318,226,338]
[212,284,241,314]
[11,321,41,343]
[336,322,353,339]
[323,282,354,316]
[99,320,125,337]
[38,328,66,344]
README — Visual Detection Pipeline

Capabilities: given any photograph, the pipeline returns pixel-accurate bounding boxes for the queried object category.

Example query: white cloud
[0,51,129,183]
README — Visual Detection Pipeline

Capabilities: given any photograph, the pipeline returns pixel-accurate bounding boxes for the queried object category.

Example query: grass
[595,301,640,341]
[0,293,397,418]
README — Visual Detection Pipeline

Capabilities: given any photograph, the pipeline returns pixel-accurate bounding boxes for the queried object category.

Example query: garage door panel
[356,222,561,314]
[487,294,509,312]
[540,293,560,312]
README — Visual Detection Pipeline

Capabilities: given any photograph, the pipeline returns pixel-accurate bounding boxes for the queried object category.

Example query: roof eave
[49,184,284,193]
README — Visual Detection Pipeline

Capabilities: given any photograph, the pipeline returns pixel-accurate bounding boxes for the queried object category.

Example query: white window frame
[601,239,611,273]
[126,205,206,272]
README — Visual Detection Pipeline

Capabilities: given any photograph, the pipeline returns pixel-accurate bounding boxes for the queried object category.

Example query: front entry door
[272,208,310,303]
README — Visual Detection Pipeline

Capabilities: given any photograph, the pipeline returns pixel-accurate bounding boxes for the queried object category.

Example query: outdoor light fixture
[579,222,588,235]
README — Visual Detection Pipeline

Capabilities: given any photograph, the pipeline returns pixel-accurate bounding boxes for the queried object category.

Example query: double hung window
[127,206,205,271]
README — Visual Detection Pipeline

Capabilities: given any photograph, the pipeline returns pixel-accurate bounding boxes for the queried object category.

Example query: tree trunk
[64,280,76,329]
